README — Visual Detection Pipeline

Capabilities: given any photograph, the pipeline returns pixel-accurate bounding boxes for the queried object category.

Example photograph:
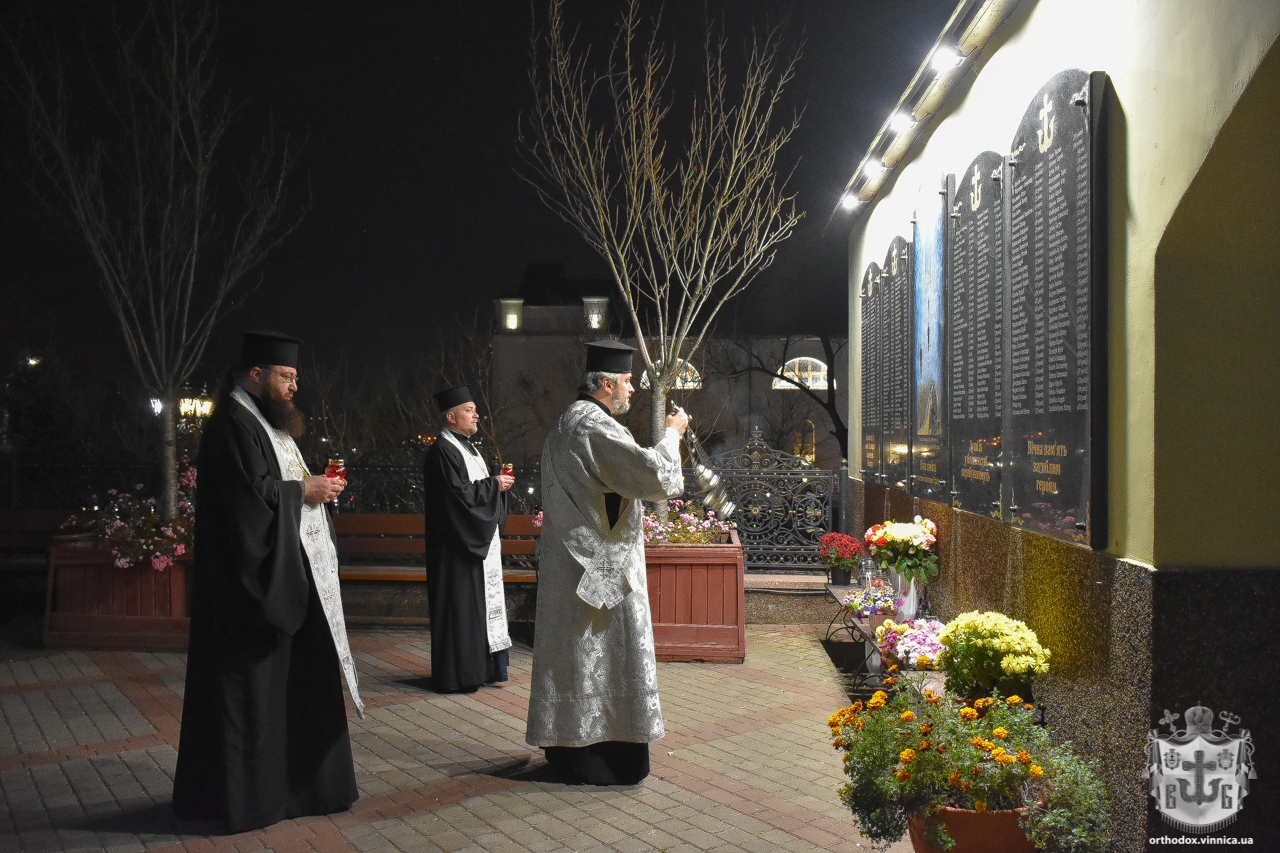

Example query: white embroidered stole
[440,430,511,653]
[231,387,364,717]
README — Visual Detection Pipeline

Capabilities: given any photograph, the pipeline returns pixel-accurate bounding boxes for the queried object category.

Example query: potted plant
[936,611,1051,702]
[643,499,745,663]
[841,579,903,633]
[875,617,946,672]
[864,516,938,617]
[818,531,864,585]
[46,462,197,651]
[829,686,1109,852]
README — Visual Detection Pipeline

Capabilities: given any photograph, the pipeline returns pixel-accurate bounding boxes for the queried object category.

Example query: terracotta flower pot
[907,807,1034,853]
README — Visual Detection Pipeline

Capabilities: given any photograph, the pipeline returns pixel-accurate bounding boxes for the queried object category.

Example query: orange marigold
[1016,750,1032,764]
[883,677,899,687]
[1006,695,1023,706]
[996,754,1016,766]
[854,717,867,732]
[971,765,983,776]
[973,697,994,712]
[927,695,943,705]
[974,800,988,814]
[1024,703,1035,711]
[899,748,917,764]
[896,768,912,782]
[918,723,933,735]
[916,655,932,669]
[887,663,899,673]
[970,737,994,752]
[1029,764,1044,779]
[991,727,1008,739]
[918,740,932,751]
[961,780,973,791]
[959,707,979,722]
[900,710,916,723]
[947,771,962,787]
[867,697,886,711]
[872,690,889,702]
[991,747,1006,758]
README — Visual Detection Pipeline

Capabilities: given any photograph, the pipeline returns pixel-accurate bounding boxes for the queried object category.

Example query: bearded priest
[422,385,515,693]
[173,330,363,832]
[526,340,688,785]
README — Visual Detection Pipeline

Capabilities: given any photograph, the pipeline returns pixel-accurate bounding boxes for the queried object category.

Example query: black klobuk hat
[241,331,302,369]
[434,385,474,412]
[584,340,636,373]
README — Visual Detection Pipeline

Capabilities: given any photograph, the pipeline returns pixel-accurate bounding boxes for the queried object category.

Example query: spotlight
[863,160,886,179]
[889,112,916,134]
[840,193,861,211]
[930,47,961,73]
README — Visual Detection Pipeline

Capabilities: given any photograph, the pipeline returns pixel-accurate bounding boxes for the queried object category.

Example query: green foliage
[1020,745,1111,853]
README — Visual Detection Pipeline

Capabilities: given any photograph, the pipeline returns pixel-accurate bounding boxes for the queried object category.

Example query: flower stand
[43,544,191,651]
[645,529,745,663]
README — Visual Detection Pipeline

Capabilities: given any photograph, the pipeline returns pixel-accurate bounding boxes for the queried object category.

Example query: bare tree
[707,334,849,460]
[3,1,302,520]
[520,0,803,445]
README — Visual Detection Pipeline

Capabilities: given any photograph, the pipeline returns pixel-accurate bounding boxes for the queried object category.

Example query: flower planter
[907,807,1034,853]
[644,529,745,663]
[43,544,191,651]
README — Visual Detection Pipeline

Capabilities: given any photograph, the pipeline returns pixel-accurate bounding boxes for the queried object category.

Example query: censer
[672,405,736,518]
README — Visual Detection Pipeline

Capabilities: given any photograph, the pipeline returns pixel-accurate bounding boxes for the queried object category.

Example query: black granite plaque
[881,237,912,492]
[860,263,883,486]
[948,151,1005,517]
[1003,69,1105,546]
[911,179,948,501]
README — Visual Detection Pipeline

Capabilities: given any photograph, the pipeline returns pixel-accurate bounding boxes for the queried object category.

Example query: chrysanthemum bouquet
[864,516,939,585]
[62,461,197,571]
[841,578,902,618]
[875,618,946,670]
[936,611,1051,700]
[643,499,735,544]
[829,686,1108,851]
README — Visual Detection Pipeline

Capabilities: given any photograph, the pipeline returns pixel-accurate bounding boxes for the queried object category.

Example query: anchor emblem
[1177,750,1221,806]
[969,163,982,210]
[1037,93,1055,153]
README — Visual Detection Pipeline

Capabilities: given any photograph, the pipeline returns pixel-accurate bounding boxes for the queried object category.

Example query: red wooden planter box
[43,544,191,651]
[644,530,745,663]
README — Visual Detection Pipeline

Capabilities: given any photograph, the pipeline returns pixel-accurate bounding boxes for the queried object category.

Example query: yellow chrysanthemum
[991,727,1008,739]
[1029,764,1044,779]
[899,748,916,764]
[959,707,978,722]
[900,710,915,723]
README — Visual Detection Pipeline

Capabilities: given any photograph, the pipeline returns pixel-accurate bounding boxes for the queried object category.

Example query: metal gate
[701,428,836,569]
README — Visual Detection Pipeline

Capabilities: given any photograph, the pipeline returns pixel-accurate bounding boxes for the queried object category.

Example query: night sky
[0,1,952,384]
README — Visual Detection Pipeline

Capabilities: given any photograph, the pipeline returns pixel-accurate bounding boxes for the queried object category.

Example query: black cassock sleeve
[194,402,310,636]
[422,440,507,561]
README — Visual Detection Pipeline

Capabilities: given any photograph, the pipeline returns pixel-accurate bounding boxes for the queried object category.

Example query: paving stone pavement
[0,625,910,853]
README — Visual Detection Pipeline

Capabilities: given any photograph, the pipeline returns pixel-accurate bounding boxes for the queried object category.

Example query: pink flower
[150,553,172,571]
[135,484,145,491]
[173,544,186,556]
[532,511,543,528]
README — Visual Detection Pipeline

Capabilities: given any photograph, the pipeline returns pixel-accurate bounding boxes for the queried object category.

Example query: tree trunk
[649,382,670,523]
[159,392,178,523]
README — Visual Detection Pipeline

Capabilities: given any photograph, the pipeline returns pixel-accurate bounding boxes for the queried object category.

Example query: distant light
[527,486,535,494]
[889,112,916,134]
[506,314,519,330]
[320,436,328,442]
[840,194,861,211]
[26,357,40,366]
[862,160,886,179]
[930,47,961,73]
[150,398,164,415]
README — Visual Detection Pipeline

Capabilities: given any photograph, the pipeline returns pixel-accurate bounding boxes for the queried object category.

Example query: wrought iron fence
[699,428,836,569]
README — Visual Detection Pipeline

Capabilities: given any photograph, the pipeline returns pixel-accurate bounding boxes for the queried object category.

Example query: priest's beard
[260,390,306,438]
[611,386,631,415]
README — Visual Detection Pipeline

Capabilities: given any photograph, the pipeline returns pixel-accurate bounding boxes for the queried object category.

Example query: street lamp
[178,388,214,419]
[582,296,609,331]
[497,298,524,332]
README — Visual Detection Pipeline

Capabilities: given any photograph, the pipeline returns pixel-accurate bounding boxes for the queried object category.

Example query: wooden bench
[334,513,540,583]
[0,511,71,573]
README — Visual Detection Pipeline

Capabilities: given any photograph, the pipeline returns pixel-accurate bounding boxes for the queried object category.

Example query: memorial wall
[860,69,1108,549]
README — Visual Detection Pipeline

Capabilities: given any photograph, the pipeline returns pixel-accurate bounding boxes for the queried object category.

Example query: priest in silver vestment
[526,340,688,784]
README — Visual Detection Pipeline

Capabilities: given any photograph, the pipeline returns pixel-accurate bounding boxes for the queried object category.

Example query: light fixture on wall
[497,298,524,332]
[889,112,916,134]
[930,46,961,73]
[840,193,861,211]
[582,296,609,331]
[863,160,886,179]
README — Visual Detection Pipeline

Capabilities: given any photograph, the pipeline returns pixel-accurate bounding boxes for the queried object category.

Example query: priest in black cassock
[172,331,363,833]
[423,385,515,693]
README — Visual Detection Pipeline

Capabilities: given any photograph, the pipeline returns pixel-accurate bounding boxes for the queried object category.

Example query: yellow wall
[848,0,1280,563]
[1153,38,1280,567]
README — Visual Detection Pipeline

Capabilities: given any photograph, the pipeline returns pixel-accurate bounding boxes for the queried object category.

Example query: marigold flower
[899,748,916,764]
[959,707,978,722]
[991,747,1006,759]
[1024,703,1035,711]
[853,717,867,732]
[974,800,988,814]
[947,771,962,787]
[916,656,931,669]
[900,710,915,723]
[896,768,912,782]
[867,697,886,711]
[961,780,973,791]
[927,695,942,705]
[1029,764,1044,779]
[996,754,1016,766]
[971,766,982,776]
[918,740,932,751]
[887,663,899,673]
[1016,750,1032,764]
[883,677,899,687]
[973,697,994,712]
[918,723,933,735]
[991,727,1008,739]
[1006,695,1023,706]
[872,690,888,703]
[935,744,948,754]
[923,688,935,697]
